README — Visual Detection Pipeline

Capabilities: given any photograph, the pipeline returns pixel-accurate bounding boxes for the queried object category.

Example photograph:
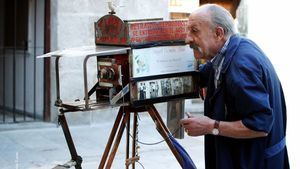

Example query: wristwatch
[212,120,220,135]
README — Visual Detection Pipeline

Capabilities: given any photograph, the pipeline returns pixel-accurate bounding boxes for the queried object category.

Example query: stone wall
[49,0,169,122]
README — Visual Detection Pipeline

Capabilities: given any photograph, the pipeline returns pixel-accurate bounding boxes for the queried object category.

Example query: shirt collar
[211,36,231,68]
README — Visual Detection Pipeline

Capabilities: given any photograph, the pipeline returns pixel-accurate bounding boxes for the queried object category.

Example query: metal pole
[33,0,37,120]
[43,0,51,122]
[83,55,92,109]
[58,109,82,169]
[54,56,62,106]
[23,46,27,121]
[167,100,185,139]
[2,48,5,122]
[13,0,17,122]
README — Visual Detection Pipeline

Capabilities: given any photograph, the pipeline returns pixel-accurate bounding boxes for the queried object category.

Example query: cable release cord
[126,113,182,146]
[125,113,182,169]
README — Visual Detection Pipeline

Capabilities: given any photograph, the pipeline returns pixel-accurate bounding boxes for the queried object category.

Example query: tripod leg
[148,105,170,133]
[105,109,130,169]
[126,112,131,169]
[131,112,138,169]
[147,105,184,168]
[58,110,82,169]
[99,107,124,169]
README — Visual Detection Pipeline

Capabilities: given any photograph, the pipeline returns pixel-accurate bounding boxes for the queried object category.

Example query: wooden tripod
[98,104,184,169]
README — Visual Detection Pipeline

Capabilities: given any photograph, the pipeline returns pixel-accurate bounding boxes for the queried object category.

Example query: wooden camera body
[94,14,200,107]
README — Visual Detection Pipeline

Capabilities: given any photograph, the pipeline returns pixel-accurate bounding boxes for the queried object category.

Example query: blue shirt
[199,35,289,169]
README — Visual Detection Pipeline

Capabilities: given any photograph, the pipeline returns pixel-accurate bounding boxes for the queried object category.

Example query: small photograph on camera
[182,76,193,93]
[137,82,147,100]
[148,81,161,99]
[172,78,183,95]
[161,78,172,96]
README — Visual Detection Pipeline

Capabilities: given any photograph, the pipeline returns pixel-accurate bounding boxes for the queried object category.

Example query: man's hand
[180,114,215,136]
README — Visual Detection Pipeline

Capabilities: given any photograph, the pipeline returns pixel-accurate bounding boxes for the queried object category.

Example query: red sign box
[95,15,187,46]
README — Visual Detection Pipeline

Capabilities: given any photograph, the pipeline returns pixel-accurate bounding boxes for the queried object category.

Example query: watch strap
[214,120,220,130]
[214,120,220,129]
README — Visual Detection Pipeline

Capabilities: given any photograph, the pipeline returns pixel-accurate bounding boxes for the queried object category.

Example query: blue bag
[168,133,197,169]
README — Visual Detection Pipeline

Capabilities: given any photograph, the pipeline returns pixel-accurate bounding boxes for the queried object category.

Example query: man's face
[186,14,220,60]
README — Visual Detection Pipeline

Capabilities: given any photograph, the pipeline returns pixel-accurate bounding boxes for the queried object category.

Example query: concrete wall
[51,0,169,50]
[247,0,300,168]
[49,0,169,122]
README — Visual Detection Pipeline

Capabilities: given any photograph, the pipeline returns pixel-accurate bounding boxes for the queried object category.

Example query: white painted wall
[49,0,169,121]
[247,0,300,168]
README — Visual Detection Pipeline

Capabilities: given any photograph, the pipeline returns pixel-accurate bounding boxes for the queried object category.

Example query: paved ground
[1,99,299,169]
[0,111,205,169]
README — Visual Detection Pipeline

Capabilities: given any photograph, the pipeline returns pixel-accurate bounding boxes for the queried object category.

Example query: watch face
[212,128,219,135]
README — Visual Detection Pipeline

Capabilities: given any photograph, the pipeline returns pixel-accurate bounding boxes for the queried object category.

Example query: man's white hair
[200,4,237,37]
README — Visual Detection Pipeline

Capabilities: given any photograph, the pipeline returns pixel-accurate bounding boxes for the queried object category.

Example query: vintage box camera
[36,13,200,169]
[94,14,199,107]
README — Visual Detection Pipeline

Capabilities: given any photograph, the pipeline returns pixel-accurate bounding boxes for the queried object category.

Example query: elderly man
[180,4,289,169]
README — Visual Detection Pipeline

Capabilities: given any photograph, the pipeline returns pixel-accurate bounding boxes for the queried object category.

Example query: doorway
[0,0,46,123]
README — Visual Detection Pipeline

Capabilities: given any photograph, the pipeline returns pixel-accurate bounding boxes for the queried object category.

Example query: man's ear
[215,27,225,40]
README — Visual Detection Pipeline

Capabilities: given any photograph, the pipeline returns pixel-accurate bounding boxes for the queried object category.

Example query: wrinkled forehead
[187,12,210,29]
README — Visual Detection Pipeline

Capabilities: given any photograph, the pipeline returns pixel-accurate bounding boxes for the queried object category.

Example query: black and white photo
[138,82,147,100]
[149,81,160,98]
[161,79,172,96]
[172,78,183,95]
